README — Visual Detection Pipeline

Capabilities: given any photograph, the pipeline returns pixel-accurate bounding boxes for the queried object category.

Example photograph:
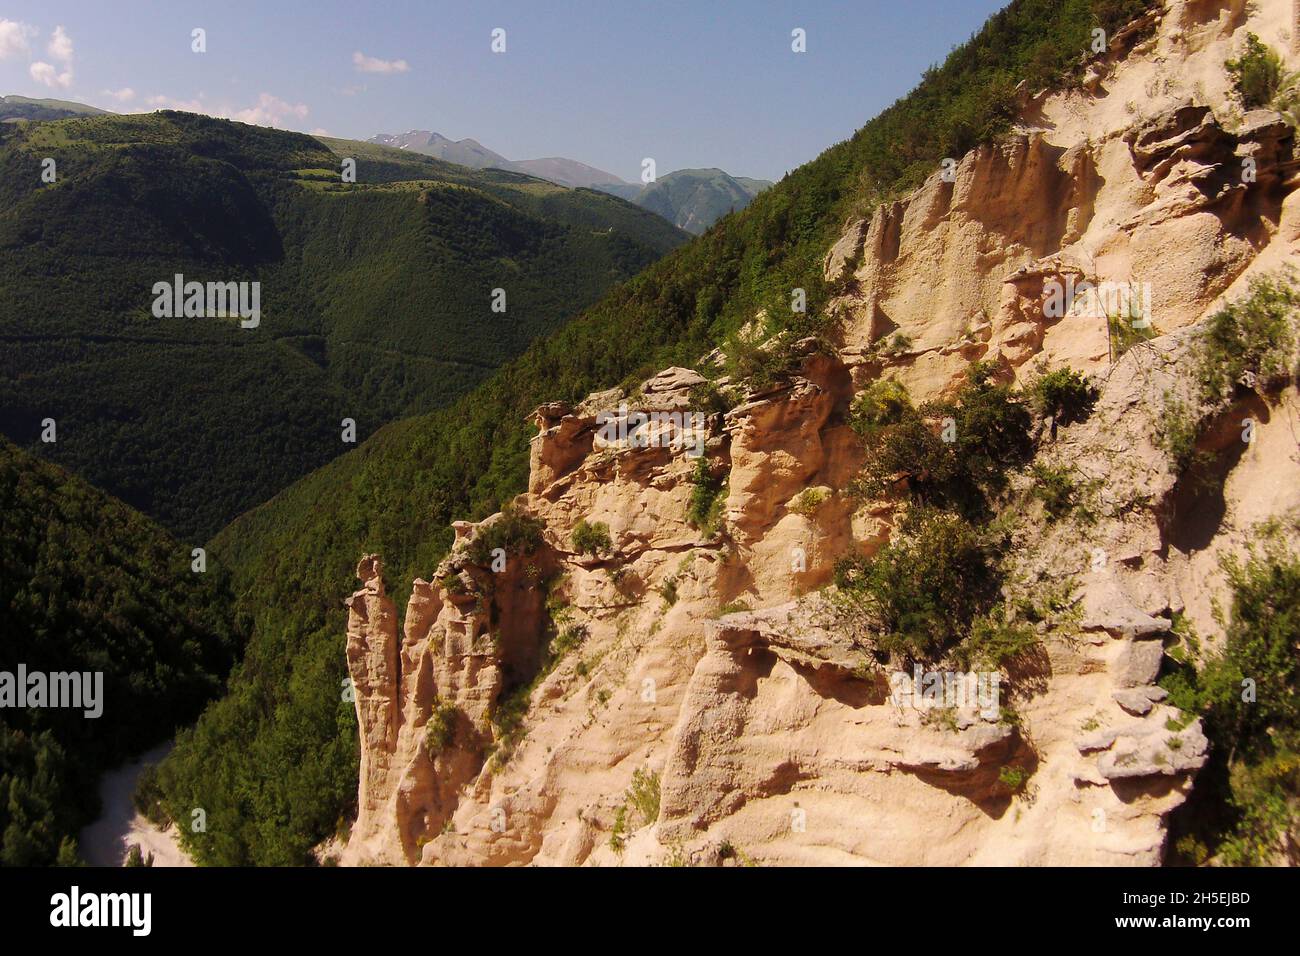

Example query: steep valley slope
[0,115,685,540]
[0,438,239,866]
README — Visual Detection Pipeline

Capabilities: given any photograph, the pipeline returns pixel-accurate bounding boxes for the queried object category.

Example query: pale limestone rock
[1113,685,1170,716]
[638,367,706,408]
[1115,641,1168,689]
[338,0,1299,868]
[1080,575,1171,639]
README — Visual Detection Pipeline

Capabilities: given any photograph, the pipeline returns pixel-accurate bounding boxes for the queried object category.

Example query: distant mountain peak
[615,167,773,234]
[366,128,769,229]
[367,129,630,189]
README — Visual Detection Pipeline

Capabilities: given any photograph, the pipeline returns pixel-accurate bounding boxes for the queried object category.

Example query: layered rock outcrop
[340,0,1300,866]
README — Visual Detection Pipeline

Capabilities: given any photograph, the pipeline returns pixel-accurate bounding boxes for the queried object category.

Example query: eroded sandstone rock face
[341,0,1300,866]
[827,1,1296,405]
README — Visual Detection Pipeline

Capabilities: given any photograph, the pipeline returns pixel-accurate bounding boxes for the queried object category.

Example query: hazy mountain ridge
[368,129,627,188]
[367,130,771,230]
[0,95,108,123]
[631,167,773,234]
[367,130,516,173]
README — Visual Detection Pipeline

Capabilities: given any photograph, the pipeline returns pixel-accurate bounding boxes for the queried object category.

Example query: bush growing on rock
[1029,462,1079,521]
[687,457,727,536]
[833,508,1004,662]
[1225,33,1287,110]
[850,363,1032,517]
[687,379,738,415]
[659,574,680,608]
[938,361,1034,498]
[721,328,799,390]
[953,608,1039,670]
[848,380,913,439]
[1107,308,1158,359]
[424,699,459,756]
[465,505,545,566]
[1156,392,1205,475]
[1156,277,1298,476]
[1163,531,1300,865]
[571,519,612,557]
[1029,366,1097,427]
[998,765,1029,795]
[627,768,662,827]
[1196,274,1298,401]
[789,487,829,518]
[850,414,955,502]
[548,623,589,663]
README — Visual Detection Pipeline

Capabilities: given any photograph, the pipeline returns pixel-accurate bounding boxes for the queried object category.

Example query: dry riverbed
[79,742,193,867]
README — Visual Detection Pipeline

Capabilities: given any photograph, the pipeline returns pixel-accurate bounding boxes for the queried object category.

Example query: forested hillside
[153,0,1160,865]
[0,438,241,866]
[0,112,685,540]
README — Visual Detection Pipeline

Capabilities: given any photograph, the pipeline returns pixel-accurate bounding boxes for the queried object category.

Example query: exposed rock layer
[341,0,1300,866]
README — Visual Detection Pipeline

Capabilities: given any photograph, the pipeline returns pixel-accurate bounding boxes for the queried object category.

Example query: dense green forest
[0,112,685,540]
[149,0,1160,865]
[0,438,241,866]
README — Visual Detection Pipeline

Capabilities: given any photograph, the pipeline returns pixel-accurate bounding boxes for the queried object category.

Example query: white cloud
[146,94,205,112]
[30,61,73,89]
[231,93,309,127]
[144,92,310,131]
[352,51,408,74]
[100,87,136,103]
[28,26,74,89]
[0,19,35,59]
[47,24,73,63]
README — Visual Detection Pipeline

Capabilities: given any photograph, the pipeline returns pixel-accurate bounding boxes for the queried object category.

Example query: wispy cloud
[47,24,73,63]
[100,87,136,103]
[30,61,73,89]
[352,51,408,74]
[30,24,74,89]
[231,93,309,127]
[0,18,35,59]
[144,92,310,130]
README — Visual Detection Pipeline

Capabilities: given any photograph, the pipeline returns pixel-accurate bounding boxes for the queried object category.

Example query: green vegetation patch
[1164,531,1300,865]
[849,362,1033,519]
[464,505,545,567]
[833,508,1005,662]
[571,519,613,557]
[687,456,728,537]
[1029,366,1097,427]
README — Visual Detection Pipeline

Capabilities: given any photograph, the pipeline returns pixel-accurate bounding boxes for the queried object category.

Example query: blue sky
[0,0,1007,182]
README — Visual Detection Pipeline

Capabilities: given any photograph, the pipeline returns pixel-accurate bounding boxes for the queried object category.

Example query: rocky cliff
[340,0,1300,866]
